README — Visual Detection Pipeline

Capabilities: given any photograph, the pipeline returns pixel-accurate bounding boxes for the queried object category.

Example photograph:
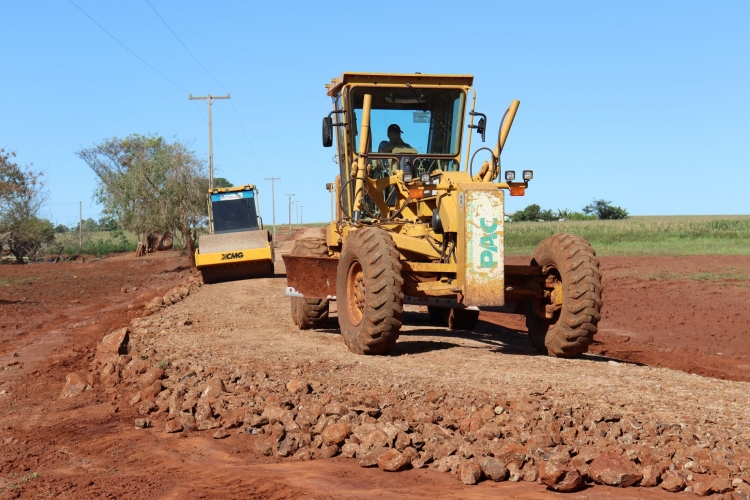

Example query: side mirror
[476,117,486,142]
[322,116,333,147]
[468,111,487,142]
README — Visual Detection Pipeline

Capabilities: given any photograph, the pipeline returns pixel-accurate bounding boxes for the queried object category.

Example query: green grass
[45,217,750,258]
[505,215,750,256]
[54,230,137,244]
[0,277,40,287]
[52,230,138,257]
[5,472,40,492]
[266,222,329,231]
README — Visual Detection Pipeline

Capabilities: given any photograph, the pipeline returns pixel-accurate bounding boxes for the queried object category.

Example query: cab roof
[325,72,474,97]
[208,184,255,194]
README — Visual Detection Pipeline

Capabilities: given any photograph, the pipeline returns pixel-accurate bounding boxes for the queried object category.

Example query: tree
[213,177,233,188]
[582,199,629,220]
[1,149,24,198]
[511,204,558,222]
[82,218,99,232]
[53,224,68,233]
[161,141,209,263]
[98,216,118,231]
[76,134,208,265]
[0,149,54,263]
[557,208,597,221]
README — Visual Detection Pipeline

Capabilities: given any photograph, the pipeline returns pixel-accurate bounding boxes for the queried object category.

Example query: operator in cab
[378,124,412,153]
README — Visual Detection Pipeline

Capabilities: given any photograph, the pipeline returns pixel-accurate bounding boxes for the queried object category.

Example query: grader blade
[282,255,338,299]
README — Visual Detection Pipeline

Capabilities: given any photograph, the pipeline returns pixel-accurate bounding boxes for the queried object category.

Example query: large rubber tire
[290,238,330,330]
[337,228,403,354]
[526,233,602,358]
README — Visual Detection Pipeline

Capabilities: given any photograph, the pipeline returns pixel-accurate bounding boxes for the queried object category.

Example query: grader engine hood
[456,184,505,307]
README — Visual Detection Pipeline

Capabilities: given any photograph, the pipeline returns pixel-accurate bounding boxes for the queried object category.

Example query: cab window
[351,87,465,156]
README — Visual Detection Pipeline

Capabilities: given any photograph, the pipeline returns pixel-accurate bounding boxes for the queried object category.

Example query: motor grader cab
[195,184,274,283]
[283,73,602,358]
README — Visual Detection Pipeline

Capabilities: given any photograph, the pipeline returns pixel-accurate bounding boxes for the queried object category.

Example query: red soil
[1,253,748,498]
[487,255,750,382]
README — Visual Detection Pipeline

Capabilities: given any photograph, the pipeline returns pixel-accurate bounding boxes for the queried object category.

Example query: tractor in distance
[282,72,602,358]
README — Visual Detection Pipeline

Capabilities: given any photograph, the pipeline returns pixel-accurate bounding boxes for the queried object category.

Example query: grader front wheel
[526,233,602,358]
[337,228,404,355]
[290,238,330,330]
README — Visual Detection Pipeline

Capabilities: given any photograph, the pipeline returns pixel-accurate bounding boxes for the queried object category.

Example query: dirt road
[1,251,749,498]
[492,254,750,382]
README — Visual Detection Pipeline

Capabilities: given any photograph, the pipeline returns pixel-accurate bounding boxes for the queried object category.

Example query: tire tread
[526,233,603,357]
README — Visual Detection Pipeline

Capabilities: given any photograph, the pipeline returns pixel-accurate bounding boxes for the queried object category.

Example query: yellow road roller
[195,184,274,283]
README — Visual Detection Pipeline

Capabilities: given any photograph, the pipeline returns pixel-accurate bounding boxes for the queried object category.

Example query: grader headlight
[504,170,516,182]
[403,172,413,183]
[523,170,533,181]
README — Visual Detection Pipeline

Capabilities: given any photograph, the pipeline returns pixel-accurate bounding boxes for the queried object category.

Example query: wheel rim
[345,260,365,327]
[533,265,563,324]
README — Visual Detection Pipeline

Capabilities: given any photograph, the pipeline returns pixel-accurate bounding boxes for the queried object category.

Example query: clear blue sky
[2,1,748,226]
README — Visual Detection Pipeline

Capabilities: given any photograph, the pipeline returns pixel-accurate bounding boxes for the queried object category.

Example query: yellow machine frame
[283,72,603,360]
[195,184,273,281]
[318,72,532,306]
[194,245,272,268]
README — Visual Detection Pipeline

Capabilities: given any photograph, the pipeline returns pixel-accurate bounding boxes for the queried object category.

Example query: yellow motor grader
[283,73,602,357]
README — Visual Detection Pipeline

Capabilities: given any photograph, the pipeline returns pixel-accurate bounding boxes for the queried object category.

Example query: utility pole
[188,93,230,189]
[265,177,280,242]
[300,206,304,225]
[293,201,300,227]
[285,194,294,235]
[79,201,82,248]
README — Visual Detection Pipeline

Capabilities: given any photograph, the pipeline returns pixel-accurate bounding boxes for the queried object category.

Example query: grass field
[52,230,139,257]
[46,217,750,258]
[274,217,750,257]
[504,215,750,256]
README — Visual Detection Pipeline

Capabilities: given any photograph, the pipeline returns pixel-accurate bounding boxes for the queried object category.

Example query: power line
[229,100,269,175]
[47,202,82,207]
[68,0,189,94]
[143,1,268,175]
[145,0,227,93]
[71,1,267,179]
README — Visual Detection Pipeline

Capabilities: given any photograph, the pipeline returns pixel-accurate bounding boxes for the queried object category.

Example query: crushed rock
[78,274,750,493]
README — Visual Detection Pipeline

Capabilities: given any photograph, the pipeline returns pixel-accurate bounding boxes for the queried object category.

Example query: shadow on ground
[305,309,630,364]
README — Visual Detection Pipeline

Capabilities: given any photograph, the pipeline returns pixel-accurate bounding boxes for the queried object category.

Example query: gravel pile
[78,276,750,496]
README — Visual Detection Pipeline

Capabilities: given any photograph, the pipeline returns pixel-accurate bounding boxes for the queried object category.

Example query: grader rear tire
[337,228,403,355]
[290,238,330,330]
[526,233,602,358]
